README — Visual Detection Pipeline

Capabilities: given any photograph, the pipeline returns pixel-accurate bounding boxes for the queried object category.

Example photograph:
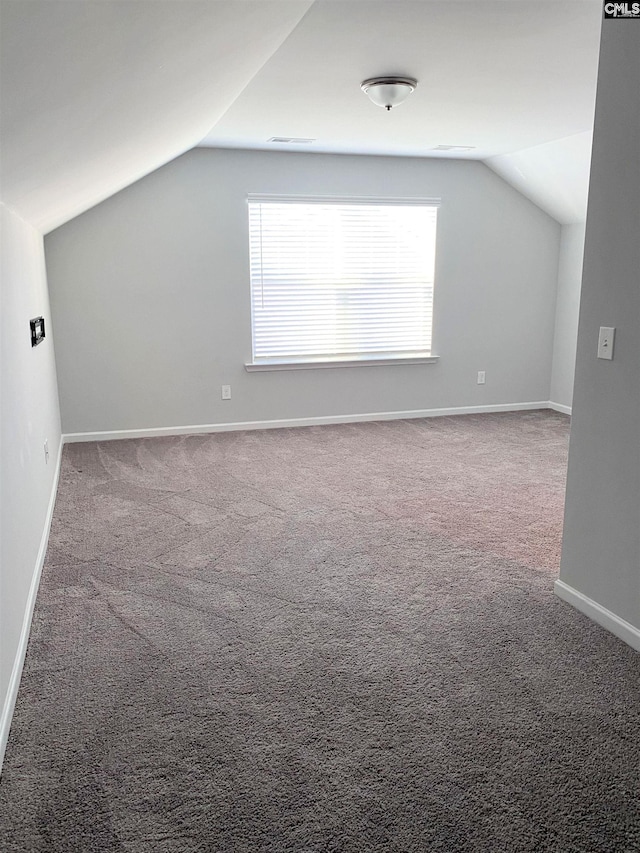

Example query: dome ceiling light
[361,77,418,111]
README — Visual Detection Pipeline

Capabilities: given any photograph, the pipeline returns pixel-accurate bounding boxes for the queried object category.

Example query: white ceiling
[0,1,601,232]
[201,0,602,223]
[203,0,600,159]
[486,130,594,225]
[0,0,313,232]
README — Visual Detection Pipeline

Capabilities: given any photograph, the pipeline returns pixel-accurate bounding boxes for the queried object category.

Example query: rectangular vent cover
[268,137,316,144]
[431,145,476,152]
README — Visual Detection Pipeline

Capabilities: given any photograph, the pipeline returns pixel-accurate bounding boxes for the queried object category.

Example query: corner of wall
[558,21,640,643]
[549,222,586,412]
[0,203,63,772]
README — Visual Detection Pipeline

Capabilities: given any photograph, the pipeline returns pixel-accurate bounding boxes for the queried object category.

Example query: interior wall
[45,148,561,436]
[558,21,640,637]
[549,222,586,411]
[0,204,61,763]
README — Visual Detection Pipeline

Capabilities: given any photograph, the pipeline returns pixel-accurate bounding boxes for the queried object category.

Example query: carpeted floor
[1,411,639,852]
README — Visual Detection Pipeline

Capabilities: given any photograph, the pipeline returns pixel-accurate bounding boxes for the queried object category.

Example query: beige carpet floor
[1,411,639,852]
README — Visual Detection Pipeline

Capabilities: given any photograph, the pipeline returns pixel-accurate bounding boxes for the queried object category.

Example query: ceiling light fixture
[361,77,417,111]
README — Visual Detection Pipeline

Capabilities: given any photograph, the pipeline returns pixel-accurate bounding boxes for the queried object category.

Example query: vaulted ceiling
[0,0,314,232]
[0,1,601,233]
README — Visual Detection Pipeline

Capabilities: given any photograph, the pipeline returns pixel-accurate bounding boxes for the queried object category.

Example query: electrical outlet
[221,384,232,400]
[477,371,486,385]
[44,439,49,463]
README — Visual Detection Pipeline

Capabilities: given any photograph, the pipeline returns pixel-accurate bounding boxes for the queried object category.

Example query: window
[247,196,439,368]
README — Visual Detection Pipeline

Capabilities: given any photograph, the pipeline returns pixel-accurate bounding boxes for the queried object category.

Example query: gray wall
[0,204,61,762]
[559,22,640,631]
[549,223,586,410]
[45,149,561,435]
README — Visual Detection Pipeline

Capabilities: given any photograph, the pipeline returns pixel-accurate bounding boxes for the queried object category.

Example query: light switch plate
[597,326,615,360]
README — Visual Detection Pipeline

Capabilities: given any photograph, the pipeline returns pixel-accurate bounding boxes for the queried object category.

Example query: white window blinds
[248,197,439,364]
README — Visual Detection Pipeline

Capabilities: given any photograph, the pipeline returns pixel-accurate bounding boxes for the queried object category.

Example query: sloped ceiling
[0,0,313,233]
[486,131,594,225]
[0,1,601,232]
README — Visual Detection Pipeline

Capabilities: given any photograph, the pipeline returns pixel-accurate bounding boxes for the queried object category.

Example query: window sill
[245,355,439,372]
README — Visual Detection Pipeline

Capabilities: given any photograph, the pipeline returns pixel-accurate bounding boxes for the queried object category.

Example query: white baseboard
[554,579,640,653]
[63,401,552,443]
[548,401,572,415]
[0,436,64,772]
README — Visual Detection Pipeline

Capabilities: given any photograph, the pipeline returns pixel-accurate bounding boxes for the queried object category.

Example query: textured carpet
[1,411,639,852]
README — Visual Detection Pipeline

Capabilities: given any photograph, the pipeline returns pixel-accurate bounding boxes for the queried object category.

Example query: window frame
[245,194,440,371]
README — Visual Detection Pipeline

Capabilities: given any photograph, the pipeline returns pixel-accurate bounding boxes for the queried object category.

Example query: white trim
[0,200,36,228]
[554,580,640,653]
[0,436,64,772]
[245,355,439,371]
[62,401,551,444]
[246,193,441,207]
[548,401,572,415]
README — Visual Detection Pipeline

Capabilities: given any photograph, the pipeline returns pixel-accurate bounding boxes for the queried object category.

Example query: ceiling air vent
[268,137,316,144]
[431,145,476,152]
